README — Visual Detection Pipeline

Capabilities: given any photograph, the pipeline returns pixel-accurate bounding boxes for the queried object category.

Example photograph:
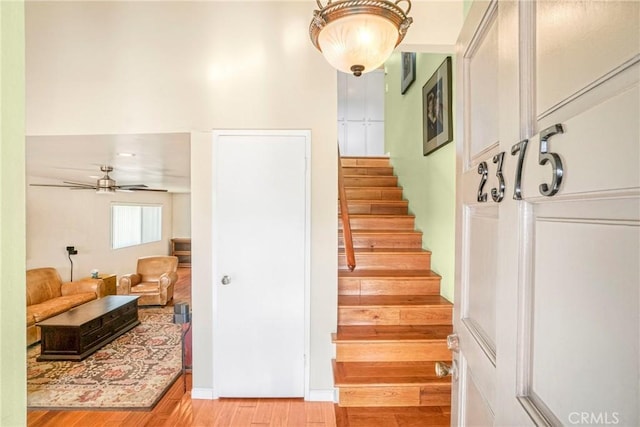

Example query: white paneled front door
[454,1,639,425]
[212,130,310,398]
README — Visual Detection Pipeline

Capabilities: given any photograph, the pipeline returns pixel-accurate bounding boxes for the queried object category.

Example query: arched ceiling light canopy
[310,0,413,76]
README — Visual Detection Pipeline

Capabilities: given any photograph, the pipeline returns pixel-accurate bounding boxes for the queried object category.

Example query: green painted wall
[384,52,455,302]
[0,1,27,425]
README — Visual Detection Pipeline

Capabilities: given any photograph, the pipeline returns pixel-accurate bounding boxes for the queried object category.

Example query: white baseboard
[307,388,337,402]
[191,387,336,402]
[191,387,216,400]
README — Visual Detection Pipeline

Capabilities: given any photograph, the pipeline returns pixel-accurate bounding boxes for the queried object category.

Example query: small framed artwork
[422,56,453,155]
[400,52,416,94]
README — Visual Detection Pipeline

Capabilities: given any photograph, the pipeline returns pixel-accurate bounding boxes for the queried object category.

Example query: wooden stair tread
[344,199,408,205]
[333,325,452,342]
[339,295,451,307]
[343,176,398,187]
[342,166,394,173]
[347,214,413,218]
[342,156,391,159]
[339,269,440,279]
[333,361,449,386]
[345,186,403,191]
[339,248,431,254]
[336,156,452,410]
[341,229,422,235]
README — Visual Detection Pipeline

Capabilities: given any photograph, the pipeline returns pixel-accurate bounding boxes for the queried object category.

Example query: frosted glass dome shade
[317,14,398,76]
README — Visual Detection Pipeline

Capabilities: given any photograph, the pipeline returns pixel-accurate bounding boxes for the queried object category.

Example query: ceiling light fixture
[309,0,413,76]
[117,152,136,157]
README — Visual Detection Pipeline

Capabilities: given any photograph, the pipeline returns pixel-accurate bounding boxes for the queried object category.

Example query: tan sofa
[27,267,106,346]
[118,256,178,306]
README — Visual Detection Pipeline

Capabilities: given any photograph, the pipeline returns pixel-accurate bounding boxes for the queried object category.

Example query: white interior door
[455,1,639,425]
[212,130,309,398]
[338,70,385,156]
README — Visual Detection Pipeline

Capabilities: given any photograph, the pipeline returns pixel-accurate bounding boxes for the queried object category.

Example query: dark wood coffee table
[37,295,140,361]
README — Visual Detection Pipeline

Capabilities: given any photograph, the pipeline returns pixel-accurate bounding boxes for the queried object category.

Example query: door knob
[221,275,231,285]
[435,360,458,380]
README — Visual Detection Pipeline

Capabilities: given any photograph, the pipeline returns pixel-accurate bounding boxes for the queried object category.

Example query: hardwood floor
[27,269,338,427]
[28,374,336,427]
[28,268,448,426]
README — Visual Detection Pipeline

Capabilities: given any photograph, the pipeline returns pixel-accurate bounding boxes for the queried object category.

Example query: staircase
[333,156,453,424]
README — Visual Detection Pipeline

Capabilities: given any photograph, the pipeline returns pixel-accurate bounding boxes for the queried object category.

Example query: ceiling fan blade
[63,181,96,188]
[30,183,95,189]
[128,187,168,192]
[118,184,148,189]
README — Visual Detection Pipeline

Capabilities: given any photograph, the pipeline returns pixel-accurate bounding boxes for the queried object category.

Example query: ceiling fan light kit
[309,0,413,76]
[30,165,168,193]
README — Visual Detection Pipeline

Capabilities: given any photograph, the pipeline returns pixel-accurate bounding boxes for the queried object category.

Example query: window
[111,204,162,249]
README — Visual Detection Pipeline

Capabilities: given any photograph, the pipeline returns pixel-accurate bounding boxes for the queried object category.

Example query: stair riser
[336,342,452,362]
[339,217,415,230]
[339,278,441,296]
[339,233,423,249]
[345,188,403,200]
[338,385,451,407]
[341,167,394,176]
[343,176,398,187]
[339,306,452,326]
[339,253,430,270]
[339,202,408,215]
[341,158,390,167]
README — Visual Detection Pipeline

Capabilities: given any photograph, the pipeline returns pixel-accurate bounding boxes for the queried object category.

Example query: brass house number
[477,123,565,202]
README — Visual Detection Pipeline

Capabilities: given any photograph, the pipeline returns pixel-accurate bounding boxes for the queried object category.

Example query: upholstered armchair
[118,256,179,306]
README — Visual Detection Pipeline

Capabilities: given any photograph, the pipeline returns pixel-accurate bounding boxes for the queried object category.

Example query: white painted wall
[26,183,174,280]
[400,1,464,52]
[26,1,338,396]
[172,193,191,238]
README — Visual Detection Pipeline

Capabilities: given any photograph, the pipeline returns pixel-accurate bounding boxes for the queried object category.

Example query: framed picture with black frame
[400,52,416,94]
[422,56,453,155]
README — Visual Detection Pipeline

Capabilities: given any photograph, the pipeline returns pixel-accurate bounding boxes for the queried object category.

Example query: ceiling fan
[30,165,168,193]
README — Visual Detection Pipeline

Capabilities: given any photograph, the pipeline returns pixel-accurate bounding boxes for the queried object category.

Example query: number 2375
[477,123,565,203]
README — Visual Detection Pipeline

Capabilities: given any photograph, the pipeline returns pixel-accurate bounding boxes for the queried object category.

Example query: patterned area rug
[27,307,182,410]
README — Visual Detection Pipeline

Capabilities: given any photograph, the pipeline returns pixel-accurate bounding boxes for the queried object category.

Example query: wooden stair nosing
[340,201,409,215]
[340,215,416,231]
[344,187,404,200]
[337,296,453,326]
[340,157,391,167]
[338,249,431,271]
[343,176,399,187]
[341,166,394,176]
[332,360,451,387]
[342,199,408,206]
[332,326,453,362]
[335,343,452,363]
[338,270,443,297]
[338,295,451,308]
[339,230,423,247]
[338,269,440,279]
[333,325,453,343]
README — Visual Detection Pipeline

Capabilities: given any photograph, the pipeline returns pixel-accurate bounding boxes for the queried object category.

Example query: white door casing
[454,1,639,426]
[211,130,310,398]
